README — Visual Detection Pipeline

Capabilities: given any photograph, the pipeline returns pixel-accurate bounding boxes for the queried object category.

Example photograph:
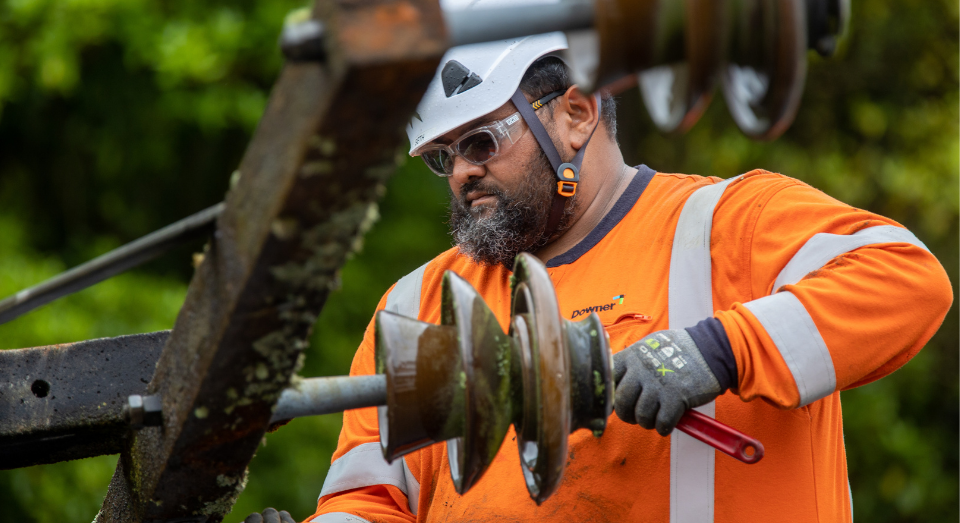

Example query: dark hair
[519,56,617,138]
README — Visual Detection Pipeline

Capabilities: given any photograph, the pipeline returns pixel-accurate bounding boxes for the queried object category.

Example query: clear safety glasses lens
[456,130,498,164]
[422,148,455,176]
[420,130,500,176]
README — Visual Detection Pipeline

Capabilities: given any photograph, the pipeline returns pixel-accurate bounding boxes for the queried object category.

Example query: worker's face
[433,99,570,267]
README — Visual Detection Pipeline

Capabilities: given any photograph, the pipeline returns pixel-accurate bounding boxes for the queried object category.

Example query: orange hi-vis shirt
[307,167,952,523]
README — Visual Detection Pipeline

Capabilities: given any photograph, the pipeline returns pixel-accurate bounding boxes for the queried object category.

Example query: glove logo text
[656,363,675,377]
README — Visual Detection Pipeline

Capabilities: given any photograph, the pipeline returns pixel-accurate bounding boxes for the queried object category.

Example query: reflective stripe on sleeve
[849,479,854,521]
[756,225,925,406]
[402,456,420,514]
[310,513,372,523]
[773,225,928,291]
[385,262,428,318]
[319,442,419,514]
[743,291,836,406]
[667,175,740,523]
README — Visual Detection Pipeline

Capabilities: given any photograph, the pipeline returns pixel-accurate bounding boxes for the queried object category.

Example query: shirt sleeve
[713,176,953,409]
[305,286,419,523]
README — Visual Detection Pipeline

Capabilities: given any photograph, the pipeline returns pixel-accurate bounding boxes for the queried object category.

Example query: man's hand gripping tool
[272,253,763,504]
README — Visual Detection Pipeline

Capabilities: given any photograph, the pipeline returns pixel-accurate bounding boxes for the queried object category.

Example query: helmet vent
[441,60,483,97]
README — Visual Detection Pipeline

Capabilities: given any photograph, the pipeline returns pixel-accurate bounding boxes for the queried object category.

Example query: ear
[555,85,600,151]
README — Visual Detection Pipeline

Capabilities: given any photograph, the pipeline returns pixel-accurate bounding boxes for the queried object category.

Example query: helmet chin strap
[510,88,602,240]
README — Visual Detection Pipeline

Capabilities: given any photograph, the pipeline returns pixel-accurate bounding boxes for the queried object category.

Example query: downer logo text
[571,295,625,319]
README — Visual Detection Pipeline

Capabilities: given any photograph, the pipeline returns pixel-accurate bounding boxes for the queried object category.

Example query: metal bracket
[280,19,327,62]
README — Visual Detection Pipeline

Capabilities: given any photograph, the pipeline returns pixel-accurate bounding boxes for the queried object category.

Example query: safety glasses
[418,111,528,177]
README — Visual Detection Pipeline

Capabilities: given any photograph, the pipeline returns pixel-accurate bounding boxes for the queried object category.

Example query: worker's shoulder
[644,168,803,207]
[728,168,809,192]
[390,246,492,287]
[648,169,826,225]
[648,170,718,188]
[652,168,805,193]
[719,169,839,215]
[388,246,457,285]
[638,171,717,208]
[387,247,509,314]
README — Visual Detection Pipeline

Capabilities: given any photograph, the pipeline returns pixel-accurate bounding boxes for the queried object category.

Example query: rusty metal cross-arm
[94,1,447,521]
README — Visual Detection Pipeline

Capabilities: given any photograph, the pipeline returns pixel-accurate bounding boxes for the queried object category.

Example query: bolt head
[280,19,326,62]
[126,395,145,428]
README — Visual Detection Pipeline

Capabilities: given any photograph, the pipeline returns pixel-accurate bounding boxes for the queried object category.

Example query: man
[268,31,950,523]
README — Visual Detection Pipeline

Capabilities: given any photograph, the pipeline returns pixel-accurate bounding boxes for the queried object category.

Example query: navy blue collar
[546,165,655,268]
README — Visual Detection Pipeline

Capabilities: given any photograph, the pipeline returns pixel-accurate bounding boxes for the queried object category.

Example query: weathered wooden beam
[95,1,445,521]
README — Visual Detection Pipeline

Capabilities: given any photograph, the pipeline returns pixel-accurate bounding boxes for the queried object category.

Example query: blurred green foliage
[0,0,955,522]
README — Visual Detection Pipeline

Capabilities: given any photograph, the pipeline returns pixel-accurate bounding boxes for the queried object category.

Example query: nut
[126,394,163,429]
[279,19,326,62]
[143,394,163,427]
[126,395,145,428]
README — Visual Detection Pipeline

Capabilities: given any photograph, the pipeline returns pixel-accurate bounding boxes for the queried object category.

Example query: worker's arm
[713,175,953,409]
[305,288,419,523]
[614,173,953,429]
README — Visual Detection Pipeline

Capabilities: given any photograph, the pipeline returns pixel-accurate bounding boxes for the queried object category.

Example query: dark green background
[0,0,956,521]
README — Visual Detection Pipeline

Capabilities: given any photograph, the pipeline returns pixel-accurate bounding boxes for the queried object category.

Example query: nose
[448,155,485,191]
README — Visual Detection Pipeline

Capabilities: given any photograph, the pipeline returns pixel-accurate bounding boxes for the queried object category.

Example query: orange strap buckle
[555,163,579,197]
[557,181,577,197]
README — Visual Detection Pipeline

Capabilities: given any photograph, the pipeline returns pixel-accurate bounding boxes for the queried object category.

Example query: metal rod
[0,203,224,325]
[443,0,595,47]
[271,375,387,423]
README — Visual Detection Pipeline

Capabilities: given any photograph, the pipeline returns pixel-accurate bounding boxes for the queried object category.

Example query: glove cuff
[685,317,737,392]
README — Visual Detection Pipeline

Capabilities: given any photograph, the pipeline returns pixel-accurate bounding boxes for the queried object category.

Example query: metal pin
[0,203,223,325]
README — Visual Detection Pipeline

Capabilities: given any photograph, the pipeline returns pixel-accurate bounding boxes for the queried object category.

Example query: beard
[448,148,576,268]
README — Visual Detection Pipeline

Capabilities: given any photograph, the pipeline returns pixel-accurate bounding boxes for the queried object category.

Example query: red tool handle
[676,409,765,464]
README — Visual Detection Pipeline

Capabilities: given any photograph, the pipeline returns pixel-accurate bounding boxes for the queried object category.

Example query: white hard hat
[406,32,568,156]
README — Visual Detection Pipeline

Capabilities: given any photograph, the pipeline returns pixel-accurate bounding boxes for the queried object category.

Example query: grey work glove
[244,508,296,523]
[613,329,722,436]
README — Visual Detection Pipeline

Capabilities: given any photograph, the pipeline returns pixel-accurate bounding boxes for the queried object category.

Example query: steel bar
[270,375,387,423]
[443,0,594,46]
[95,0,446,521]
[0,203,224,326]
[0,328,382,467]
[0,332,168,470]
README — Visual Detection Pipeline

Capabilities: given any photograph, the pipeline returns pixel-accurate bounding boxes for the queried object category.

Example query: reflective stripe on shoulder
[318,442,420,515]
[773,225,928,291]
[310,513,372,523]
[667,175,740,523]
[385,262,429,318]
[743,291,836,406]
[668,176,741,329]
